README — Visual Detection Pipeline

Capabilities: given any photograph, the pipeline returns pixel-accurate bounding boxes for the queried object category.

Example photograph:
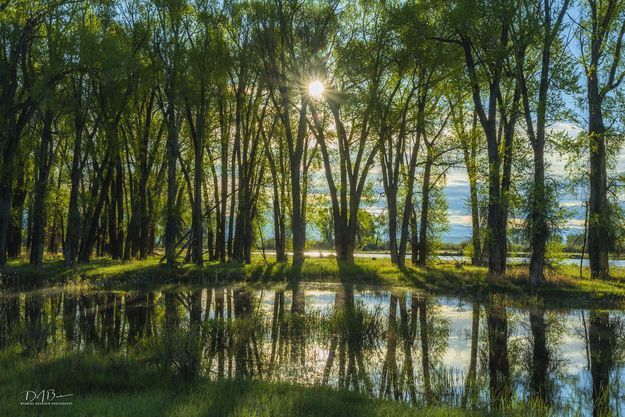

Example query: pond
[1,281,623,416]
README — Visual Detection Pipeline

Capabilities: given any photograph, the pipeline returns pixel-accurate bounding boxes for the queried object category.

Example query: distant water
[259,250,625,267]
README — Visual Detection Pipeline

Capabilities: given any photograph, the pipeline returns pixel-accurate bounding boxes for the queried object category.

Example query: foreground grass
[2,255,625,308]
[0,350,507,417]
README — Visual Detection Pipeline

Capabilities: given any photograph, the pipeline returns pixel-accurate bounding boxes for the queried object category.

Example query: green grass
[0,349,504,417]
[2,255,625,308]
[0,257,614,416]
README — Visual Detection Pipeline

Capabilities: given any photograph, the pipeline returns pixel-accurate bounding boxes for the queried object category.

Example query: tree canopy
[1,0,624,282]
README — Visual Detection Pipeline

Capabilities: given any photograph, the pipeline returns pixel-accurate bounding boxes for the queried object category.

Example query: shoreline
[2,256,625,309]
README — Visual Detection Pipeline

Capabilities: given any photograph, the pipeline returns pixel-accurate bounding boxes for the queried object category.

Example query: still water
[1,282,623,416]
[289,250,625,267]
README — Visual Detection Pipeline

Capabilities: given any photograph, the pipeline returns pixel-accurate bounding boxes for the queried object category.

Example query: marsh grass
[0,349,507,417]
[0,347,599,417]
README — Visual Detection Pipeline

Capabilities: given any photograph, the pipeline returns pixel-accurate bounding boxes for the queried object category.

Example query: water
[269,250,625,267]
[1,281,623,416]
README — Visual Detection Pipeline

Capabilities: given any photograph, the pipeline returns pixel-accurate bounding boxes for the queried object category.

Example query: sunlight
[308,80,324,99]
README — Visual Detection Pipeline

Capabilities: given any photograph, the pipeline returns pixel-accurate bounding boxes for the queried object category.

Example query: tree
[153,0,189,267]
[578,0,625,279]
[0,1,55,265]
[514,0,572,283]
[182,2,227,265]
[30,7,70,266]
[445,0,522,277]
[254,0,336,267]
[77,3,144,263]
[229,7,268,263]
[310,1,390,263]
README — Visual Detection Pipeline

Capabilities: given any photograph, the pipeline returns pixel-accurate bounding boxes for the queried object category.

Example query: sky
[432,120,625,243]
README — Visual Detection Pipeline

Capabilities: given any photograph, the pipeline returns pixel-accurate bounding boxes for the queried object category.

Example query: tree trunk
[387,190,399,265]
[164,95,178,266]
[0,136,18,266]
[335,225,355,263]
[138,136,150,260]
[410,208,419,266]
[191,119,204,266]
[468,180,482,266]
[487,157,507,276]
[417,153,433,266]
[529,152,547,283]
[462,118,482,266]
[227,143,236,260]
[65,99,84,266]
[115,159,124,258]
[30,110,54,267]
[79,163,113,263]
[291,100,308,267]
[217,123,228,262]
[206,206,214,260]
[108,158,124,260]
[273,189,287,262]
[587,91,609,279]
[7,161,26,258]
[265,128,287,263]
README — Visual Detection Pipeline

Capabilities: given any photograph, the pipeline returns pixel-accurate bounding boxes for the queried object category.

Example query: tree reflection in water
[588,312,619,417]
[486,293,510,408]
[0,285,624,416]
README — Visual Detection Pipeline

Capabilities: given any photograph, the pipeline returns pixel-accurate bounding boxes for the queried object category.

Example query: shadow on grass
[4,256,625,309]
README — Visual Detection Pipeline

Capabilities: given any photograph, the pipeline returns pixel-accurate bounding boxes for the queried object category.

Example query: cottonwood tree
[0,1,61,265]
[372,2,420,267]
[119,2,163,261]
[78,2,146,263]
[5,0,623,285]
[229,9,267,263]
[310,1,394,263]
[152,0,189,266]
[30,6,72,266]
[443,0,523,277]
[254,0,337,267]
[181,1,227,265]
[514,0,572,283]
[578,0,625,279]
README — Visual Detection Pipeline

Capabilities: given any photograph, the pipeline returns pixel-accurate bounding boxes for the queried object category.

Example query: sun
[308,80,324,99]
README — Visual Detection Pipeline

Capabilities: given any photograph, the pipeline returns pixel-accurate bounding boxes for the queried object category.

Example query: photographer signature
[21,389,73,406]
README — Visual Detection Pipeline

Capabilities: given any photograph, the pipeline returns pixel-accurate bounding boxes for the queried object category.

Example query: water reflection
[1,285,623,416]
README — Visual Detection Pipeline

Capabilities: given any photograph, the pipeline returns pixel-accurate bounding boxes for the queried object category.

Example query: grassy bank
[0,350,549,417]
[2,256,625,308]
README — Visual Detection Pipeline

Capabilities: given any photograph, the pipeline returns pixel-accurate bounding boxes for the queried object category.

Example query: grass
[1,257,616,417]
[0,349,512,417]
[2,255,625,308]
